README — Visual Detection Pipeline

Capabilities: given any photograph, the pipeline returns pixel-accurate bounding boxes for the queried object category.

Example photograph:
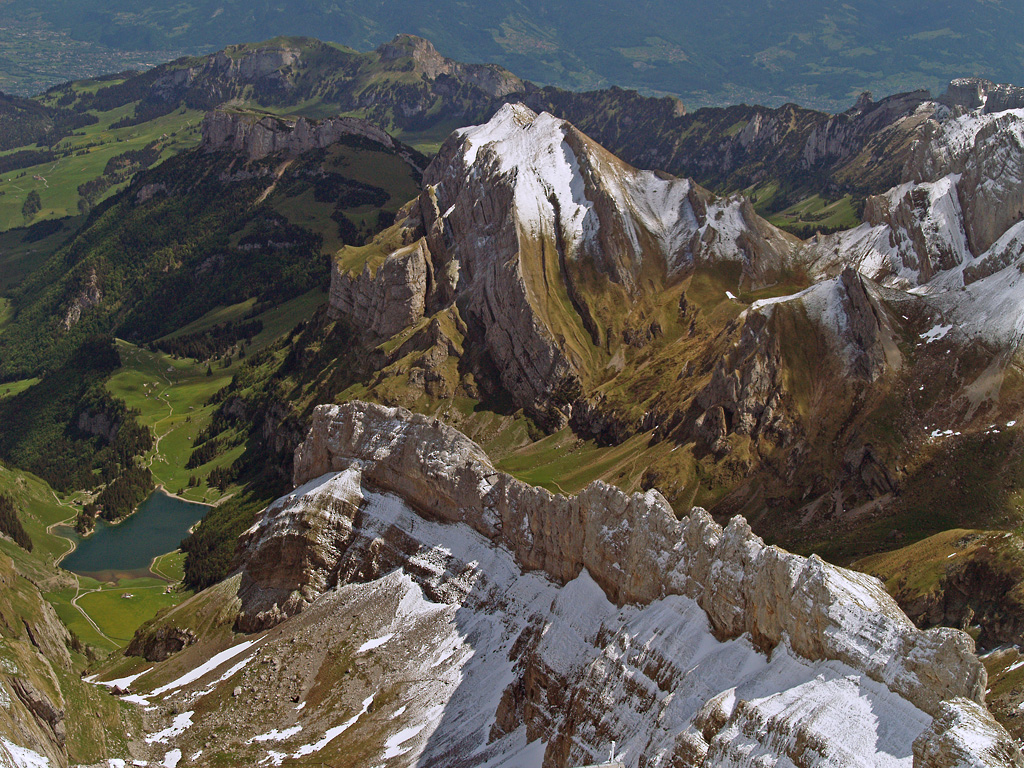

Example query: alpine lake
[58,489,208,580]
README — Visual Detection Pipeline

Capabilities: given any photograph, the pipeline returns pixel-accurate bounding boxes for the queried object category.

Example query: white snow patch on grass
[161,750,181,768]
[248,726,302,744]
[292,695,374,758]
[380,723,426,760]
[0,739,49,768]
[92,669,150,689]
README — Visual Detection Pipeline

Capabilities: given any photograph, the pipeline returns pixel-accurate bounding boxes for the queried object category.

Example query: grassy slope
[0,103,203,231]
[0,467,145,762]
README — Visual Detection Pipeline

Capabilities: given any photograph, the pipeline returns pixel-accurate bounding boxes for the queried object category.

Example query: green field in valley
[0,104,204,231]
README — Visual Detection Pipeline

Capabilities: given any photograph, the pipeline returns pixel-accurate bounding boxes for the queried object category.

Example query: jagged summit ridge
[447,102,797,285]
[329,104,798,426]
[226,400,1023,766]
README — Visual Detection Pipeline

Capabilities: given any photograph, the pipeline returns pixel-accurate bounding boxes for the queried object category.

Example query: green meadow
[0,105,204,231]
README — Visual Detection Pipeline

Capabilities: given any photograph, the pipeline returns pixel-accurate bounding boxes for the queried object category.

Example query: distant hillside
[4,0,1024,109]
[1,34,988,241]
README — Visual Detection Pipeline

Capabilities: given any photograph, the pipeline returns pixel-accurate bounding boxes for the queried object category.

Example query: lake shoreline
[56,490,210,577]
[155,484,217,508]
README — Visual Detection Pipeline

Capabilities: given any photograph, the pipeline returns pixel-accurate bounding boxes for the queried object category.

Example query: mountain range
[4,0,1024,110]
[0,32,1024,767]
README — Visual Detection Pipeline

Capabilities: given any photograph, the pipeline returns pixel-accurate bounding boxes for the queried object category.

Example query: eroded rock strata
[227,400,1022,766]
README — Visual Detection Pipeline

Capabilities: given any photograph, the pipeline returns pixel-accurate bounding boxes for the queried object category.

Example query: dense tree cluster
[154,318,262,362]
[0,493,32,552]
[185,437,222,469]
[0,338,153,493]
[0,90,97,151]
[102,143,162,177]
[21,189,41,220]
[0,149,57,175]
[94,463,153,521]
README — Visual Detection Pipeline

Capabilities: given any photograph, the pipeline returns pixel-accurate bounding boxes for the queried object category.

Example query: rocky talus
[225,400,1023,767]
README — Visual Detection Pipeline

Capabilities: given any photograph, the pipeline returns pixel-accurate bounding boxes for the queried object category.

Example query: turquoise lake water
[59,490,208,577]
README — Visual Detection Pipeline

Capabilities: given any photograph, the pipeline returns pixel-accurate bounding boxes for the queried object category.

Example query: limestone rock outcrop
[328,239,430,340]
[200,108,424,171]
[125,625,198,662]
[328,103,798,426]
[940,78,1024,114]
[61,269,102,330]
[227,400,1022,766]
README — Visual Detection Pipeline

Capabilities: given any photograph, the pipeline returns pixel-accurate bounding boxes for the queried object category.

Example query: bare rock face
[229,401,1022,766]
[807,94,1024,302]
[940,78,1024,114]
[151,45,300,105]
[200,109,424,171]
[692,310,788,451]
[9,678,64,748]
[328,104,797,426]
[329,239,430,340]
[125,625,198,662]
[61,269,102,330]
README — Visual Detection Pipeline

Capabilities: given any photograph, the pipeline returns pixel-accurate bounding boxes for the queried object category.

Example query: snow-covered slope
[451,103,797,285]
[102,401,1023,767]
[805,105,1024,352]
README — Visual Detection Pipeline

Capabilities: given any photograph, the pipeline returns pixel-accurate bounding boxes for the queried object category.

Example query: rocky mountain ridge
[200,108,426,171]
[330,102,798,428]
[311,96,1024,662]
[104,401,1023,767]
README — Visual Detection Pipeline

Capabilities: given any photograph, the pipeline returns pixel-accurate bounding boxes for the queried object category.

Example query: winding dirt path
[70,585,114,645]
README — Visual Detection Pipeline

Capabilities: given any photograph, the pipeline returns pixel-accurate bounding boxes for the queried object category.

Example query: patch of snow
[149,640,258,696]
[380,723,426,760]
[357,634,394,653]
[725,290,737,300]
[0,738,49,768]
[921,323,953,342]
[248,726,302,744]
[93,669,150,689]
[292,695,374,759]
[121,694,151,706]
[145,711,193,744]
[161,750,181,768]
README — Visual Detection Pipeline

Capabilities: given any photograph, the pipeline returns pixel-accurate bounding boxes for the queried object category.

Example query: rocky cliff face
[941,78,1024,114]
[200,108,425,171]
[211,401,1020,766]
[328,103,798,427]
[802,100,1024,359]
[150,44,302,107]
[140,35,526,134]
[810,104,1024,291]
